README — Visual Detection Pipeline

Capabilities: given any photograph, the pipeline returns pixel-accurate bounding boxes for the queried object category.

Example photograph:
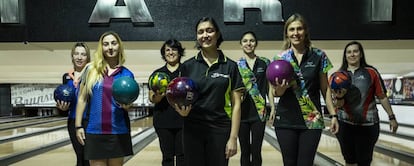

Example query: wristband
[329,114,338,119]
[388,114,396,121]
[75,126,83,130]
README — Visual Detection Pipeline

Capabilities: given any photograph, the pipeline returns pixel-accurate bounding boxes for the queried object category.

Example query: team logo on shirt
[304,62,316,68]
[355,75,365,80]
[257,67,265,73]
[211,72,230,78]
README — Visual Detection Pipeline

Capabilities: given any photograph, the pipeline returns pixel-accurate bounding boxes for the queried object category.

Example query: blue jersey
[85,66,134,134]
[62,72,87,120]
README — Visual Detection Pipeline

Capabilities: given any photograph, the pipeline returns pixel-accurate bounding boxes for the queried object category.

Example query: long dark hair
[339,41,372,71]
[239,31,258,46]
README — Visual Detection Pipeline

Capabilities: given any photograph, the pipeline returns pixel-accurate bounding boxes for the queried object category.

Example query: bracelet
[335,96,344,100]
[75,126,83,130]
[329,114,338,119]
[388,114,396,121]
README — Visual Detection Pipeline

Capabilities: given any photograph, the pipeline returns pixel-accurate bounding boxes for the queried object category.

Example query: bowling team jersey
[150,65,183,128]
[238,57,270,122]
[180,50,245,130]
[84,66,134,134]
[337,67,387,125]
[62,72,86,120]
[273,48,333,129]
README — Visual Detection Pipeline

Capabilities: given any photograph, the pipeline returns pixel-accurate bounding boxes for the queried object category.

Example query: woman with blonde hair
[269,13,339,166]
[75,31,135,166]
[57,42,91,166]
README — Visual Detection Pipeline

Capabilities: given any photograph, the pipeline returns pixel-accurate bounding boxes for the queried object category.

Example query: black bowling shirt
[180,50,245,130]
[273,48,332,129]
[149,65,184,128]
[239,57,270,122]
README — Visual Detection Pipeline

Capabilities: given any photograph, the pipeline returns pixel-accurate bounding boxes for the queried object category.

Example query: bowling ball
[166,77,198,107]
[112,76,140,104]
[148,72,170,93]
[54,84,75,102]
[266,60,295,86]
[329,71,352,90]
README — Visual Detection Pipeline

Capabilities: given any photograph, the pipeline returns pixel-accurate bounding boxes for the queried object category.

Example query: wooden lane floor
[10,144,75,166]
[124,138,283,166]
[0,117,66,132]
[318,131,414,166]
[3,116,153,165]
[0,129,68,158]
[5,117,414,166]
[10,135,411,166]
[9,138,283,166]
[0,120,66,138]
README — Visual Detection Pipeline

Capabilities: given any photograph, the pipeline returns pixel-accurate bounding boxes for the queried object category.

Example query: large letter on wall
[371,0,392,21]
[0,0,21,23]
[224,0,283,23]
[89,0,153,24]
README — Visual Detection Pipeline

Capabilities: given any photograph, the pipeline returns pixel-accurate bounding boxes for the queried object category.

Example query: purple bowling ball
[166,77,198,107]
[266,60,294,86]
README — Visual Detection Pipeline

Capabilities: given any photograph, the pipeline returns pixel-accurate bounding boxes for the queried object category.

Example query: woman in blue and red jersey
[56,42,90,166]
[331,41,399,166]
[75,31,134,166]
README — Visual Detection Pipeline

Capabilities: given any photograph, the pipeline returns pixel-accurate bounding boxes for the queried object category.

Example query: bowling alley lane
[124,138,284,166]
[0,119,66,138]
[0,129,68,158]
[10,144,75,166]
[4,114,414,166]
[7,116,153,166]
[0,117,66,132]
[318,131,414,166]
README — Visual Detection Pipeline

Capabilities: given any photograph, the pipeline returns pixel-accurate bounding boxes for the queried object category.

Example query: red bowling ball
[329,71,352,90]
[166,77,198,107]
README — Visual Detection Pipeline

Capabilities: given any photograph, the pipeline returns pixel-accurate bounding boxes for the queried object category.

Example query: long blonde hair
[81,31,126,99]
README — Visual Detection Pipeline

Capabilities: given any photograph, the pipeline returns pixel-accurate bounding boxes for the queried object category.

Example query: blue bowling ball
[54,84,75,102]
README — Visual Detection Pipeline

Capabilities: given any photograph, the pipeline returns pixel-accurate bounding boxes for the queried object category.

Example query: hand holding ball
[112,77,139,105]
[266,60,295,86]
[166,77,198,107]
